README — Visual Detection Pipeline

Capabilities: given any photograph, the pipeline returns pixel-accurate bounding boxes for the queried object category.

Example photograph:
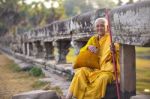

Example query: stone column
[53,41,60,63]
[32,41,44,58]
[22,43,26,55]
[44,42,54,60]
[23,42,27,55]
[32,42,38,58]
[26,43,30,56]
[41,41,46,59]
[29,42,33,56]
[53,40,71,64]
[120,44,136,99]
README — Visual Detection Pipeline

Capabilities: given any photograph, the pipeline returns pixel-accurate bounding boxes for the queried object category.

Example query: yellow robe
[69,33,120,99]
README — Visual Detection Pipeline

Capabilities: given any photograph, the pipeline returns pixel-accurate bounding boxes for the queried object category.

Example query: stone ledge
[14,52,74,80]
[12,90,61,99]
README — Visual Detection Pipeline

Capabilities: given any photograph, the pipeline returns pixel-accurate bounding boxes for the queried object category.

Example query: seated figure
[66,18,120,99]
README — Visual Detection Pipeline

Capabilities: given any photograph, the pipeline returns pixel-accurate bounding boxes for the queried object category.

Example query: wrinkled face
[95,20,106,36]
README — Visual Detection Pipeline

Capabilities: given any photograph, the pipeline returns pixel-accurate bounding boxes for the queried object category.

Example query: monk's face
[95,20,106,36]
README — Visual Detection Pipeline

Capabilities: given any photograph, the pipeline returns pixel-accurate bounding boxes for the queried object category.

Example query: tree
[63,0,116,17]
[0,0,22,36]
[0,0,67,36]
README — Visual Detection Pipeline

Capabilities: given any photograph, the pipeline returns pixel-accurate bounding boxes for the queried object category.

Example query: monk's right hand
[88,45,97,53]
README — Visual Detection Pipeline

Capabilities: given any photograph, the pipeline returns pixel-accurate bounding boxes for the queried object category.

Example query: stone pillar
[29,42,33,56]
[26,43,30,56]
[44,42,54,60]
[120,44,136,99]
[23,42,27,55]
[53,41,60,63]
[53,40,71,64]
[34,41,43,58]
[32,42,38,58]
[41,41,46,59]
[22,43,26,55]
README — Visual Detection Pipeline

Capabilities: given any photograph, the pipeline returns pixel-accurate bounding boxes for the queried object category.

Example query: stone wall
[110,1,150,47]
[12,8,106,64]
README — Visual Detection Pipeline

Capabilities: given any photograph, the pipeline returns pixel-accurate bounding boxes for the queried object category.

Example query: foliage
[0,0,118,36]
[29,67,44,77]
[0,0,66,36]
[0,0,20,35]
[63,0,116,17]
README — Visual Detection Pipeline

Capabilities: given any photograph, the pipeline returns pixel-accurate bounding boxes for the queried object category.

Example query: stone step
[12,90,61,99]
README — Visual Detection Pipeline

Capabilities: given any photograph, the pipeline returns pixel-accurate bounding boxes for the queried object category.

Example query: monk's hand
[88,45,97,53]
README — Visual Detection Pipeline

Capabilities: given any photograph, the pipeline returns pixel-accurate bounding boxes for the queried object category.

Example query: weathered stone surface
[130,95,150,99]
[110,1,150,47]
[12,90,61,99]
[18,62,33,71]
[120,44,136,99]
[23,8,106,42]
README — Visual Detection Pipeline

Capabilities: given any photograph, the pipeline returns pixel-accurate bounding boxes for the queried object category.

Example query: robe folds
[69,33,120,99]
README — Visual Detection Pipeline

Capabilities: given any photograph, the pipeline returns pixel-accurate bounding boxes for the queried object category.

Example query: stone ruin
[0,1,150,99]
[13,8,106,64]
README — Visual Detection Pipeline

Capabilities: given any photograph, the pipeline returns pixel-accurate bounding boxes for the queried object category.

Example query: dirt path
[0,53,37,99]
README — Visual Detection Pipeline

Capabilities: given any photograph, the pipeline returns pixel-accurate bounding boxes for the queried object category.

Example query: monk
[66,18,120,99]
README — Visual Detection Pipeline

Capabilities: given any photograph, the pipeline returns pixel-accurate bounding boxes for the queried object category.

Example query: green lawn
[136,58,150,94]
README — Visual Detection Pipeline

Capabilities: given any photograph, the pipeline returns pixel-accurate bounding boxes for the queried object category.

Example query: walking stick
[105,9,121,99]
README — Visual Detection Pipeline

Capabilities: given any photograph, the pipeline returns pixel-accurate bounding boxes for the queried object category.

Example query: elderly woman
[66,18,120,99]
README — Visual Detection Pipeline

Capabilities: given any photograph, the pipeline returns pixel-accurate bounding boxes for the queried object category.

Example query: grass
[0,52,63,98]
[136,61,150,94]
[29,67,44,77]
[136,47,150,95]
[32,81,49,89]
[8,62,44,77]
[8,62,21,72]
[66,47,77,63]
[136,47,150,58]
[136,47,150,53]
